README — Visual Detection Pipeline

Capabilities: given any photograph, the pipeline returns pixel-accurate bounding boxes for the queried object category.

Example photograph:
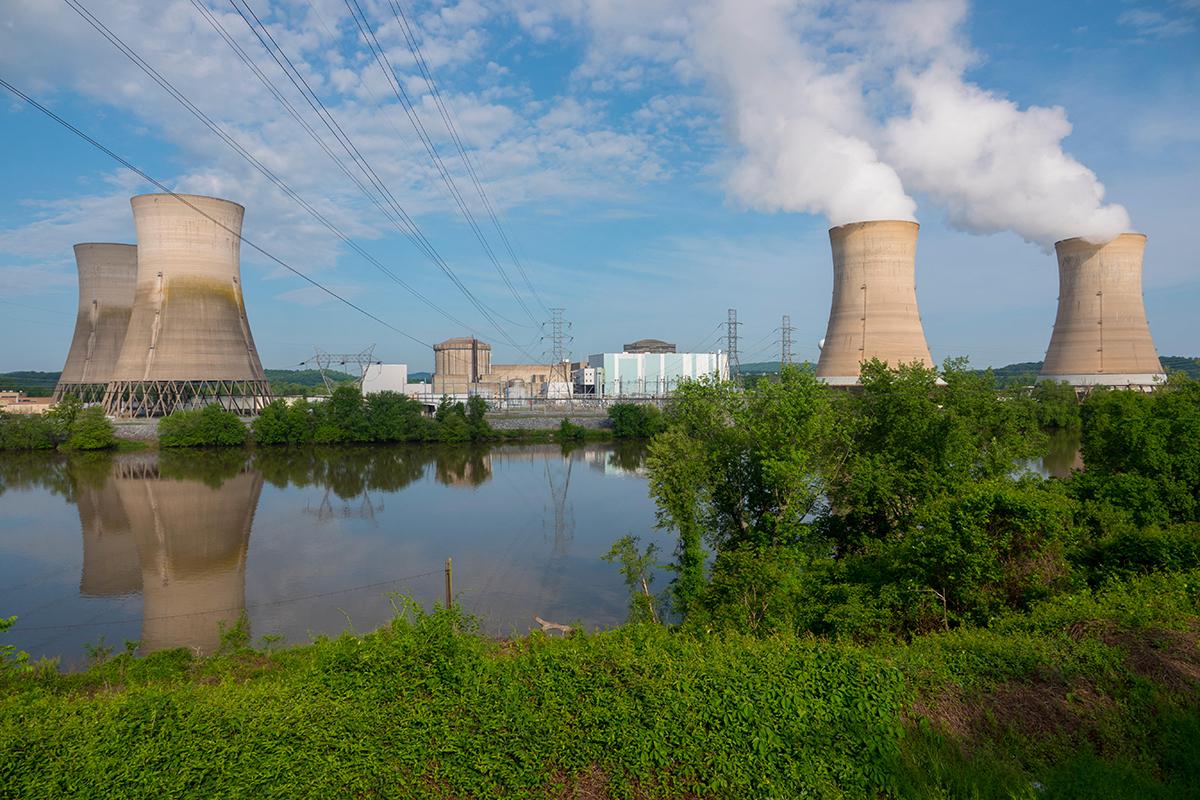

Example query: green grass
[2,573,1197,799]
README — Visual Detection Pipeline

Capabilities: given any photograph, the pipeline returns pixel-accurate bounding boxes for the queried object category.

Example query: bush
[64,407,116,451]
[556,418,586,441]
[0,412,57,450]
[608,402,665,438]
[158,405,248,447]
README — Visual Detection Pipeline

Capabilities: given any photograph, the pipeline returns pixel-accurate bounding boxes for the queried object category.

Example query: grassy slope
[2,572,1196,799]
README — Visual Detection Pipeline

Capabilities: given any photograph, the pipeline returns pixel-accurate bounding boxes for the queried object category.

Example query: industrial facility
[41,192,276,417]
[40,197,1173,412]
[1039,233,1165,388]
[430,336,574,400]
[55,243,138,403]
[581,340,729,397]
[815,220,934,384]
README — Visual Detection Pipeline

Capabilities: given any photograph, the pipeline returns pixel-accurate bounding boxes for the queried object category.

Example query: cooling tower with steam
[1039,234,1165,387]
[104,193,270,417]
[815,220,934,384]
[54,243,138,403]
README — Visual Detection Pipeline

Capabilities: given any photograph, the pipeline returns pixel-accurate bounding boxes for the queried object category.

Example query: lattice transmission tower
[309,345,378,393]
[781,314,795,367]
[727,308,741,378]
[544,308,573,389]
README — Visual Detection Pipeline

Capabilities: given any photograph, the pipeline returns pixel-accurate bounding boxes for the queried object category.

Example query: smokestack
[815,220,934,384]
[55,243,138,403]
[1039,233,1165,387]
[104,194,270,416]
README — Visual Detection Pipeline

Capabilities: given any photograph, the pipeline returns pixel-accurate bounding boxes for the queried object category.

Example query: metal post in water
[444,557,453,609]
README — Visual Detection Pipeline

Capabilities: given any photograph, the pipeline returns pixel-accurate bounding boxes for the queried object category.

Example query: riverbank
[1,570,1196,799]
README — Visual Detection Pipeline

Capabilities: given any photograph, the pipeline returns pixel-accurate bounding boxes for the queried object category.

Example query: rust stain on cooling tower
[1040,233,1165,387]
[815,220,934,385]
[55,243,138,400]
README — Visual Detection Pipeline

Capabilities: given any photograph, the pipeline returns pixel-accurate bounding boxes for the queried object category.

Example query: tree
[65,407,116,450]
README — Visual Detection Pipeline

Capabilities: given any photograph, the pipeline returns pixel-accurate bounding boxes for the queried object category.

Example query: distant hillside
[0,371,59,396]
[263,368,355,387]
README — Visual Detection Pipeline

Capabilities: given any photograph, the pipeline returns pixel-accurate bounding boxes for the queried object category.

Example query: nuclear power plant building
[103,193,271,417]
[815,220,934,384]
[1039,233,1165,387]
[55,243,138,403]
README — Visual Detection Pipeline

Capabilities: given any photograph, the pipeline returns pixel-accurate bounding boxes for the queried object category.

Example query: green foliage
[64,407,116,451]
[1032,380,1082,429]
[2,573,1198,798]
[1071,375,1200,528]
[607,402,665,438]
[602,535,661,623]
[556,418,586,441]
[157,405,248,447]
[0,411,58,450]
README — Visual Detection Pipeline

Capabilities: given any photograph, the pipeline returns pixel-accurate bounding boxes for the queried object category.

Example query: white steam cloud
[547,0,1131,246]
[688,0,917,225]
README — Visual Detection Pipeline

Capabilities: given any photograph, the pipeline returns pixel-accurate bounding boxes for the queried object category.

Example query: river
[0,442,654,668]
[0,431,1082,668]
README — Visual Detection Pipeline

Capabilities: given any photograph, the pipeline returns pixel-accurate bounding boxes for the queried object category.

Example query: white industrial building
[579,351,729,397]
[361,364,430,398]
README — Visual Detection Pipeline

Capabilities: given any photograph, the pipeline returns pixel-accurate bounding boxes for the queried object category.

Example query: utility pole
[781,314,794,368]
[727,308,741,379]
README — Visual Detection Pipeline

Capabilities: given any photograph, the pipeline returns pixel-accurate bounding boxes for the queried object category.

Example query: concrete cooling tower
[1039,234,1165,387]
[815,220,934,384]
[54,243,138,403]
[104,193,270,417]
[114,456,260,655]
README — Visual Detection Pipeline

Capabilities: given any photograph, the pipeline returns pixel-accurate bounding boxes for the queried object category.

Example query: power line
[223,0,536,355]
[386,0,550,316]
[61,0,471,339]
[341,0,540,328]
[0,76,429,348]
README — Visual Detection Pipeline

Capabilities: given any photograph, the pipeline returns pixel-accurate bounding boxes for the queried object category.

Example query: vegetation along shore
[2,362,1197,798]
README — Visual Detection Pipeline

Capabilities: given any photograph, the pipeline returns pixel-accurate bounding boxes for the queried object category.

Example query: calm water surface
[0,443,653,668]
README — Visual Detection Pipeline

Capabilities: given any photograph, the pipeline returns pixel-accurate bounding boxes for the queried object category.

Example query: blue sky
[0,0,1196,373]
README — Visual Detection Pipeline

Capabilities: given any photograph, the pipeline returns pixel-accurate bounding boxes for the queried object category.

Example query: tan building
[431,336,573,398]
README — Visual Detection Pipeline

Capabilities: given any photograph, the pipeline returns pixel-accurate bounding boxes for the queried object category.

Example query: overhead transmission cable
[62,0,471,336]
[387,0,549,315]
[224,0,537,356]
[341,0,540,327]
[0,77,428,347]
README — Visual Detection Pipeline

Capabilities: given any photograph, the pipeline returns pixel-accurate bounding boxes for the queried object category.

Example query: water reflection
[0,443,655,666]
[1042,428,1083,479]
[114,455,258,654]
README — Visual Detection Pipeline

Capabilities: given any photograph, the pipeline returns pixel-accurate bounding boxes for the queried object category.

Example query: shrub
[158,405,248,447]
[556,418,586,441]
[0,412,57,450]
[64,407,116,451]
[607,402,665,438]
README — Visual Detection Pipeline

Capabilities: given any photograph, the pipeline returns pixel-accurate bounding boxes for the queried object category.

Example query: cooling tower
[115,456,259,655]
[815,220,934,384]
[54,243,138,403]
[104,193,270,417]
[1039,234,1165,387]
